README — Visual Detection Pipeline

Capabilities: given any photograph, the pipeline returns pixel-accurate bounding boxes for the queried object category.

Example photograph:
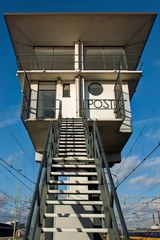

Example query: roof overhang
[5,12,157,67]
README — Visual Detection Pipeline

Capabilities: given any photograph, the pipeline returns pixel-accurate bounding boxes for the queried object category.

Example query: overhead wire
[0,161,33,192]
[115,117,151,175]
[0,166,13,184]
[116,142,160,188]
[0,189,32,204]
[115,102,160,178]
[124,195,160,212]
[0,158,35,185]
[0,110,38,175]
[0,189,15,201]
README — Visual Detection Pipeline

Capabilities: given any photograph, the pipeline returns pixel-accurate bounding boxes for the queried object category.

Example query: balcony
[17,54,75,70]
[83,54,142,70]
[17,54,142,71]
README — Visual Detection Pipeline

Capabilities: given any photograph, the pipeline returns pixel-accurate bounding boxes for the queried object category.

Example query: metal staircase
[24,116,129,240]
[42,118,107,240]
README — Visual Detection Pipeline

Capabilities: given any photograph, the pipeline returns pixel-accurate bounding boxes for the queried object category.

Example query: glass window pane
[34,47,74,70]
[37,82,56,118]
[63,84,70,97]
[39,82,56,90]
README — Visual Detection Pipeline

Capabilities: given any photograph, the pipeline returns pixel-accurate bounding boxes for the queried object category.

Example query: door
[37,81,56,118]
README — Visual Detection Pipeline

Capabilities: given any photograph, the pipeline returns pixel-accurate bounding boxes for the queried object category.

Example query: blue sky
[0,0,160,228]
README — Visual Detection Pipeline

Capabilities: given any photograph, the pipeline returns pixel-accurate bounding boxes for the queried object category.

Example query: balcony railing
[84,54,143,70]
[17,54,142,71]
[17,54,75,70]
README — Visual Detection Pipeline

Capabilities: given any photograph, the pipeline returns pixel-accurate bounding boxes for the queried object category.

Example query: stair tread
[51,164,96,168]
[58,149,87,152]
[42,227,108,233]
[46,200,103,205]
[59,145,86,148]
[59,140,86,145]
[44,213,105,218]
[50,171,97,176]
[58,153,87,154]
[49,180,99,185]
[60,128,84,130]
[48,190,100,194]
[61,127,84,129]
[53,157,94,161]
[58,154,87,156]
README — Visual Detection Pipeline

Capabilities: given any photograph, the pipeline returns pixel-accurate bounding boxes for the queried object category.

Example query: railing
[114,71,132,130]
[17,54,75,70]
[17,54,142,71]
[23,116,61,240]
[81,109,129,240]
[21,96,62,121]
[114,71,125,120]
[20,72,31,121]
[83,54,143,70]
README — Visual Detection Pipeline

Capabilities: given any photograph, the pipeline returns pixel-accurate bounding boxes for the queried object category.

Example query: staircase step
[60,135,85,138]
[58,149,87,153]
[61,119,82,122]
[52,157,95,161]
[59,145,86,148]
[58,153,87,157]
[60,127,84,130]
[61,122,83,125]
[49,180,99,185]
[60,138,85,141]
[50,171,97,176]
[51,164,96,168]
[44,213,105,218]
[46,200,102,205]
[59,141,86,144]
[42,227,107,233]
[48,189,100,194]
[60,128,84,131]
[61,123,83,127]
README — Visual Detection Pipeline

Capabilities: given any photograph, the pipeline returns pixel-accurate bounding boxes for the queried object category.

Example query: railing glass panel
[18,47,75,70]
[84,47,127,70]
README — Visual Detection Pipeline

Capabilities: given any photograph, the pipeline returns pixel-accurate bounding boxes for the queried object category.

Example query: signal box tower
[5,13,156,240]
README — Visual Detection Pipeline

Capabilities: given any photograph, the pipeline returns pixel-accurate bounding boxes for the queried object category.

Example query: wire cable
[0,161,33,192]
[116,143,160,188]
[0,110,37,174]
[0,158,35,185]
[116,118,151,175]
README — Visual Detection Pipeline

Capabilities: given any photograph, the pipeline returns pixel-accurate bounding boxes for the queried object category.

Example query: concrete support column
[75,76,80,117]
[80,42,84,70]
[75,40,83,70]
[56,79,62,118]
[75,41,80,71]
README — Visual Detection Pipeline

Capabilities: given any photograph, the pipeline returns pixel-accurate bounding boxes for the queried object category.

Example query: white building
[5,13,156,240]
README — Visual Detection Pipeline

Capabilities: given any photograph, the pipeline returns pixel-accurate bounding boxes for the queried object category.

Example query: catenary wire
[116,143,160,188]
[0,158,35,185]
[0,161,33,192]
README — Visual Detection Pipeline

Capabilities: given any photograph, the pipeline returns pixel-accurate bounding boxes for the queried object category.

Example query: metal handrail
[23,114,61,239]
[93,122,129,240]
[81,108,129,240]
